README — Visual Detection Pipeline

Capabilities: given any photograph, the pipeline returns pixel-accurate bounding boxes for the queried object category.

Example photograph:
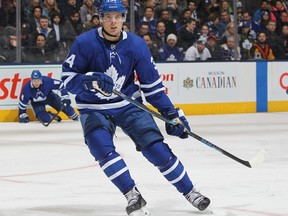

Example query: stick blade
[249,149,267,168]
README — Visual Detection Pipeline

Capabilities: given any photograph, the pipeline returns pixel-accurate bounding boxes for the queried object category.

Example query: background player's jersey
[18,76,68,115]
[62,27,174,115]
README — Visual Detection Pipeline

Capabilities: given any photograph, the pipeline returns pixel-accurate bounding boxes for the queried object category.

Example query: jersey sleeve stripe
[140,78,162,89]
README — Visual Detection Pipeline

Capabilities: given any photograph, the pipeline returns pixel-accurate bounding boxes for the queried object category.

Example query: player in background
[61,0,210,215]
[19,70,78,124]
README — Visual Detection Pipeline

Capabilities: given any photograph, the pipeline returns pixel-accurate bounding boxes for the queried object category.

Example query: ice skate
[48,111,62,122]
[185,187,210,211]
[124,187,150,216]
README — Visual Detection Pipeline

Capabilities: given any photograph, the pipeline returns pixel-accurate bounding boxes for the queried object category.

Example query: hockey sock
[142,142,193,194]
[99,151,135,194]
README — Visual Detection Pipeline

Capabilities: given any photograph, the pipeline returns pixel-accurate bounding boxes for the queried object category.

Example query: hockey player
[61,0,210,215]
[19,70,78,124]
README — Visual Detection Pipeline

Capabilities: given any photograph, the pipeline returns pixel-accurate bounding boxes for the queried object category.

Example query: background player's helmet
[31,70,42,79]
[99,0,127,15]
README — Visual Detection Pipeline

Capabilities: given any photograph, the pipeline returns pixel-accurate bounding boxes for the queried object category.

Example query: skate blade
[129,206,151,216]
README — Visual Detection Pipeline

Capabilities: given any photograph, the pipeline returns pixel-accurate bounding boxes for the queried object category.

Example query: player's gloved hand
[61,94,71,106]
[162,108,190,139]
[286,89,288,94]
[82,72,114,97]
[19,113,29,123]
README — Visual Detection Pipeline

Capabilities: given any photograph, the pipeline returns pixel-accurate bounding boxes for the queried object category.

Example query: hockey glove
[82,72,114,97]
[162,108,190,139]
[61,94,71,106]
[19,113,29,123]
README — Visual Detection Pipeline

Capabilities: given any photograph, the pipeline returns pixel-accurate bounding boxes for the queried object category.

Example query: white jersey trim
[143,87,166,97]
[140,78,162,89]
[76,100,130,110]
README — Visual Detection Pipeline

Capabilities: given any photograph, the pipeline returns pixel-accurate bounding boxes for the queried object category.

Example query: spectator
[0,33,26,63]
[253,0,276,23]
[159,9,177,35]
[254,10,272,33]
[249,31,275,60]
[239,21,256,60]
[276,11,288,35]
[154,20,167,48]
[206,34,225,61]
[32,15,58,52]
[218,10,231,37]
[199,23,210,40]
[24,33,54,63]
[138,7,158,34]
[136,21,150,37]
[187,0,199,23]
[221,36,241,60]
[83,13,101,32]
[24,0,42,20]
[42,0,60,25]
[50,11,69,62]
[177,17,198,51]
[176,9,192,30]
[7,0,26,27]
[159,33,183,61]
[205,12,220,38]
[122,22,130,32]
[219,22,240,45]
[184,36,211,61]
[80,0,98,24]
[27,6,42,34]
[60,0,81,21]
[62,10,83,48]
[265,20,286,59]
[122,0,140,24]
[143,33,160,61]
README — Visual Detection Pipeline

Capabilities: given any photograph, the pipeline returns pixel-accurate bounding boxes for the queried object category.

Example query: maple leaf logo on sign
[183,77,193,89]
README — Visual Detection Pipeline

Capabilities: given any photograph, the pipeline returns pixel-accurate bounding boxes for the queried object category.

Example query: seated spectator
[27,6,42,34]
[265,20,286,59]
[184,36,211,61]
[219,22,240,45]
[136,22,150,37]
[154,20,167,48]
[159,33,183,61]
[83,13,101,32]
[123,22,130,32]
[80,0,98,24]
[187,0,199,23]
[177,17,198,51]
[205,12,221,38]
[239,21,256,60]
[137,7,158,34]
[143,33,160,61]
[62,10,83,49]
[199,23,210,40]
[24,33,55,63]
[159,9,177,35]
[276,11,288,36]
[31,15,58,52]
[249,31,275,60]
[176,9,192,30]
[253,0,276,23]
[42,0,60,25]
[221,36,241,61]
[0,33,26,63]
[206,34,225,61]
[60,0,81,21]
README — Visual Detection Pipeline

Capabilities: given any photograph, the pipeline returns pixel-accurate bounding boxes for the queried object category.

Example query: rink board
[0,61,287,121]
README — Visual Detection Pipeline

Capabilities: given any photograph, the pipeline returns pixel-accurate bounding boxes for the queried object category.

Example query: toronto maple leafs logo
[95,65,126,100]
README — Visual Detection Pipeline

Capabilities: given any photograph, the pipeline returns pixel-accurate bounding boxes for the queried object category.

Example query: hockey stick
[112,89,267,168]
[41,104,66,127]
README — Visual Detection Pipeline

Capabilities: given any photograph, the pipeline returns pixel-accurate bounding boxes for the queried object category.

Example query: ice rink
[0,112,287,216]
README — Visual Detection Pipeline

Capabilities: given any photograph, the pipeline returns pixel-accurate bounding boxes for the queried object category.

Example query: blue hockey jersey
[18,76,68,115]
[62,27,174,115]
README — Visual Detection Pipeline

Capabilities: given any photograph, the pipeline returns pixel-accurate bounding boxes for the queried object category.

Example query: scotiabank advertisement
[268,62,288,100]
[0,65,61,110]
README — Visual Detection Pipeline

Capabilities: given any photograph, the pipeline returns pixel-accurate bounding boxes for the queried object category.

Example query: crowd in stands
[0,0,288,63]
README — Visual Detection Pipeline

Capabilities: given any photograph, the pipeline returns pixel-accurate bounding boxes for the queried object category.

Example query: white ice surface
[0,112,288,216]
